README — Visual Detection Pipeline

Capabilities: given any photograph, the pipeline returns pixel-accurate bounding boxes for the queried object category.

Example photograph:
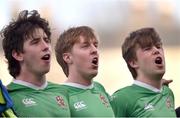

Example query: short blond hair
[55,26,98,77]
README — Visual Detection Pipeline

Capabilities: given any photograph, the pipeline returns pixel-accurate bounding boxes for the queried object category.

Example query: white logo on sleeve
[74,101,87,111]
[22,98,37,107]
[144,103,154,111]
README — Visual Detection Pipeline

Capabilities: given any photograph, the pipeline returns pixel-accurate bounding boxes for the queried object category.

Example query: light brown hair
[55,26,98,77]
[122,27,162,79]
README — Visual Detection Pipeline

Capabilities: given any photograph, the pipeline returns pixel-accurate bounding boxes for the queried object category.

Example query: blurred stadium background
[0,0,180,107]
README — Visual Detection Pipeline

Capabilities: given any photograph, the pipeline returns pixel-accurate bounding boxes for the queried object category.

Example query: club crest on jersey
[56,96,67,109]
[166,97,172,108]
[99,94,109,107]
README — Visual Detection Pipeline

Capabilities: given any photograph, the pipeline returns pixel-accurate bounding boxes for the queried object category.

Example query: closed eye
[155,43,162,49]
[143,47,151,51]
[81,42,89,48]
[31,38,40,44]
[94,42,98,48]
[44,37,51,43]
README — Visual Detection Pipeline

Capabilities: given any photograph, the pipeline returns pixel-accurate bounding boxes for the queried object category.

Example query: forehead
[25,28,47,40]
[77,35,98,43]
[136,37,162,48]
[31,28,47,37]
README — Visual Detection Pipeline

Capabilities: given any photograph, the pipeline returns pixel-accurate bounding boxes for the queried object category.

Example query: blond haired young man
[55,26,114,117]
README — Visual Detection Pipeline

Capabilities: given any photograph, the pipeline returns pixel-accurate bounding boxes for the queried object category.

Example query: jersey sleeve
[110,90,129,117]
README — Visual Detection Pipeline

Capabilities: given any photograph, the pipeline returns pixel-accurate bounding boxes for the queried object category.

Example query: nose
[90,44,98,54]
[152,46,160,55]
[42,39,50,51]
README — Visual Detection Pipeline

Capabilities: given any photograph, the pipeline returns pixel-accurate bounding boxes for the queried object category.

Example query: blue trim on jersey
[0,80,13,113]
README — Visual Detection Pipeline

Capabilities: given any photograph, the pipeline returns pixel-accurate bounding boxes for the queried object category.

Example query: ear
[128,59,139,69]
[63,52,72,64]
[12,50,24,61]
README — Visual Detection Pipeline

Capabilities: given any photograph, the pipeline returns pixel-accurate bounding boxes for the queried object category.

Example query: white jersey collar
[13,79,48,90]
[63,82,94,89]
[134,80,162,93]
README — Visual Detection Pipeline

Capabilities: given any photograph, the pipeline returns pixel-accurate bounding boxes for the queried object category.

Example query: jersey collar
[63,82,94,89]
[13,79,48,90]
[134,80,162,93]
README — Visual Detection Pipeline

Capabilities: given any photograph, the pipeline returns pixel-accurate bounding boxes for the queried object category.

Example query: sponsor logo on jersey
[22,98,37,107]
[99,94,109,107]
[166,97,172,108]
[56,96,67,109]
[74,101,87,111]
[144,103,154,111]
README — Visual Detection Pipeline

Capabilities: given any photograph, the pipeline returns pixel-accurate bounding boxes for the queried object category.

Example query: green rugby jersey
[7,80,70,117]
[111,80,176,117]
[61,81,114,117]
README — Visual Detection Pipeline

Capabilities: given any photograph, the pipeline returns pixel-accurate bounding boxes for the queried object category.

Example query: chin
[88,72,98,78]
[160,70,165,75]
[156,68,165,74]
[92,72,98,78]
[157,73,165,78]
[42,69,50,74]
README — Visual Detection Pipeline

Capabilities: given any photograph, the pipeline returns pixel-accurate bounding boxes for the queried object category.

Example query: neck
[16,70,46,87]
[67,72,93,86]
[136,74,162,89]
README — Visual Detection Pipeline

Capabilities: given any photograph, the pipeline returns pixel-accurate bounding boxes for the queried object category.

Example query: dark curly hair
[1,10,51,78]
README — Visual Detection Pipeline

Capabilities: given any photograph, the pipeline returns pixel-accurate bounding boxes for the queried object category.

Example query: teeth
[93,58,97,61]
[155,57,162,64]
[92,58,98,65]
[42,54,50,60]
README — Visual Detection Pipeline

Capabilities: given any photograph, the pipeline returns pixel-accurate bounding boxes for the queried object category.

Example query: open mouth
[92,57,98,65]
[41,54,50,60]
[155,57,162,64]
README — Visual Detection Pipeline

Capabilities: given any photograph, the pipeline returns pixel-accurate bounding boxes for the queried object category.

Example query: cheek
[137,56,150,66]
[24,51,39,62]
[73,54,89,66]
[75,55,87,64]
[144,56,151,64]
